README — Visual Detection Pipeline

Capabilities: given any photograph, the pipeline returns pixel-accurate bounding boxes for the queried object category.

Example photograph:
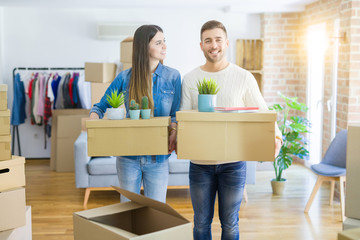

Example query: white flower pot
[107,108,124,120]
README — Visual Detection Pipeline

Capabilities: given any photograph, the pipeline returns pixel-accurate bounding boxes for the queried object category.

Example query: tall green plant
[196,78,220,95]
[270,92,310,181]
[106,90,124,108]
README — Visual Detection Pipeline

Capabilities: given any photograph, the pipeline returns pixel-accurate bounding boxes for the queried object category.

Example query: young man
[180,20,282,240]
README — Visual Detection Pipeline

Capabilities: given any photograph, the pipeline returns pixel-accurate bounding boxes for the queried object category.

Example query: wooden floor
[25,160,343,240]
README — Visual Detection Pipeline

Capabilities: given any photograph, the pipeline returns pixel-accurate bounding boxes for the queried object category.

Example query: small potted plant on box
[129,99,140,120]
[106,89,125,120]
[269,92,310,195]
[140,96,151,119]
[197,77,220,112]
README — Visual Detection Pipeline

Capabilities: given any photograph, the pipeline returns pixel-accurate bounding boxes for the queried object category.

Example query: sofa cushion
[88,157,117,175]
[169,154,190,174]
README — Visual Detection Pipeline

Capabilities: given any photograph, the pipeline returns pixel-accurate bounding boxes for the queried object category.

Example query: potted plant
[105,89,125,120]
[129,99,140,120]
[196,77,220,112]
[269,92,310,195]
[140,96,151,119]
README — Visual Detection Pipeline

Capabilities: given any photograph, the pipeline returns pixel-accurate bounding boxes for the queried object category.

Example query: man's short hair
[200,20,227,40]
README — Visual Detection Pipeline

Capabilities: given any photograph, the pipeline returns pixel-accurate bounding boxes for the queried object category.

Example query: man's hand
[275,137,282,158]
[89,112,100,120]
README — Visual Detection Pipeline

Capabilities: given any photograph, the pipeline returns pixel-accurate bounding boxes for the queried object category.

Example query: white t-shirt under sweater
[180,63,282,165]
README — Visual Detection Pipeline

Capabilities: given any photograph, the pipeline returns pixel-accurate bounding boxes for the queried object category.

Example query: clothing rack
[12,67,85,156]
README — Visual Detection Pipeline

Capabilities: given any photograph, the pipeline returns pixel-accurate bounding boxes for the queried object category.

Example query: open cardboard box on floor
[86,117,170,156]
[73,186,192,240]
[176,110,277,162]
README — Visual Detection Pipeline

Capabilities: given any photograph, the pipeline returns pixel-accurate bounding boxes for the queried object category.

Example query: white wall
[3,7,261,158]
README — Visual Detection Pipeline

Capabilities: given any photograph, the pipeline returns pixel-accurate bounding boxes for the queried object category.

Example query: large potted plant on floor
[269,92,310,195]
[197,78,220,112]
[106,89,125,120]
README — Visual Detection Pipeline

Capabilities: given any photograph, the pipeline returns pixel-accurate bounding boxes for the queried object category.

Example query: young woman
[89,25,181,203]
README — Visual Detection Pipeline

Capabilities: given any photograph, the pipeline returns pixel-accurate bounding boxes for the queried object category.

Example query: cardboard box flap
[0,135,11,142]
[0,156,25,169]
[176,110,276,122]
[0,110,10,117]
[86,117,171,129]
[76,202,143,219]
[113,186,187,221]
[0,84,7,91]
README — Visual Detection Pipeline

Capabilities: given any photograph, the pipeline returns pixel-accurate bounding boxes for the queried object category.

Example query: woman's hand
[89,112,100,120]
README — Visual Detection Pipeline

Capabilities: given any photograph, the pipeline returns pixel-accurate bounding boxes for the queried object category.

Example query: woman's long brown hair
[129,25,163,111]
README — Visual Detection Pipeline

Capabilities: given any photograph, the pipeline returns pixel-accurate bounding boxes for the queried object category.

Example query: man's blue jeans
[190,161,246,240]
[116,156,169,203]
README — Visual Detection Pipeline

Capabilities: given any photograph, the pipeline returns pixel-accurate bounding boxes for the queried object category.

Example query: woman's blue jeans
[116,156,169,203]
[190,161,246,240]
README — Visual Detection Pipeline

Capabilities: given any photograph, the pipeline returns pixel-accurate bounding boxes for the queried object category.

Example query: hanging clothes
[63,73,73,108]
[51,74,61,109]
[11,73,27,125]
[36,74,45,117]
[32,75,42,125]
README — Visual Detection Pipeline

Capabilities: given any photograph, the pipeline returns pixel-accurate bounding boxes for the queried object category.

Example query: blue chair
[304,130,347,221]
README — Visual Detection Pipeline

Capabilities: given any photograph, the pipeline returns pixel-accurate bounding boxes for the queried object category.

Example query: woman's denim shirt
[90,63,181,162]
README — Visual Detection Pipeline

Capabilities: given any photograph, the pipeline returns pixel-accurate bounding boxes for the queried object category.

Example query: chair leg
[243,185,248,203]
[339,176,346,222]
[304,176,324,213]
[329,180,335,206]
[83,188,91,209]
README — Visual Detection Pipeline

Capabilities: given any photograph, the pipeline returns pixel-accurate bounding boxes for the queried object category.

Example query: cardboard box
[344,218,360,230]
[338,228,360,240]
[0,135,11,161]
[176,110,276,162]
[50,109,90,171]
[86,117,170,157]
[0,110,11,136]
[120,37,133,62]
[346,125,360,220]
[0,206,32,240]
[85,62,116,83]
[0,84,7,111]
[90,82,111,107]
[0,156,25,191]
[55,114,90,172]
[0,187,26,232]
[122,62,132,71]
[73,186,192,240]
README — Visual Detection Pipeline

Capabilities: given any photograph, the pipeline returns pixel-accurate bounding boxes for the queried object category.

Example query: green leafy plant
[141,96,149,109]
[129,99,139,110]
[196,78,220,95]
[270,92,310,182]
[105,90,124,108]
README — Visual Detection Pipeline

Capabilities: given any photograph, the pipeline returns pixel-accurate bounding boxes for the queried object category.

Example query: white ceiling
[0,0,318,13]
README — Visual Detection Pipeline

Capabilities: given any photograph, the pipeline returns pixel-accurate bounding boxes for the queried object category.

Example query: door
[306,22,326,164]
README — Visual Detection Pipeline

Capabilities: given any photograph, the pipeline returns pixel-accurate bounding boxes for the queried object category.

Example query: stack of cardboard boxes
[0,84,31,239]
[85,37,133,108]
[338,125,360,239]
